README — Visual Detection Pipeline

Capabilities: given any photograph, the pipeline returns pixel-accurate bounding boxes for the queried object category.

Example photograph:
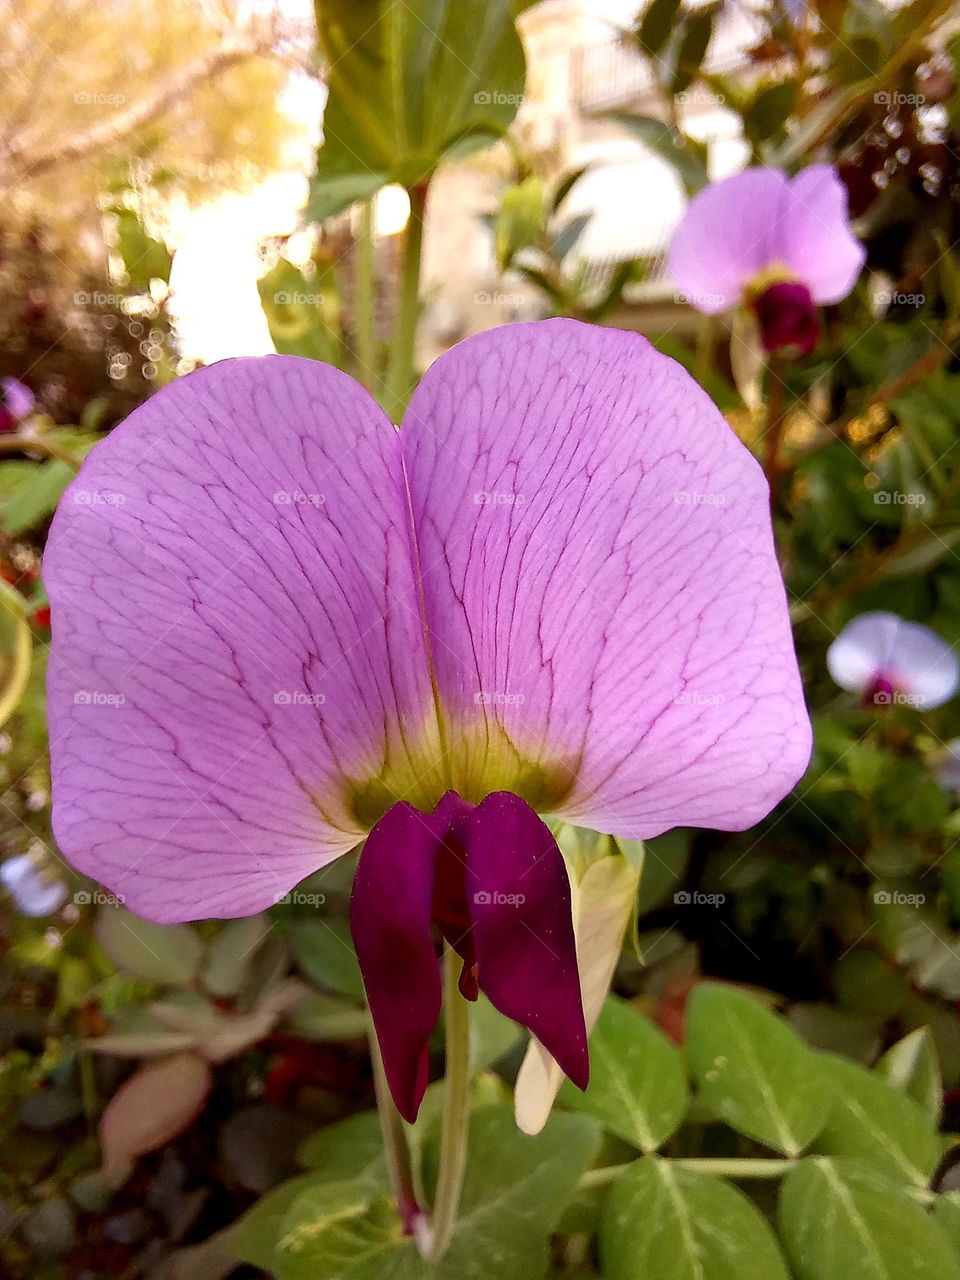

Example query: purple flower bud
[752,281,819,356]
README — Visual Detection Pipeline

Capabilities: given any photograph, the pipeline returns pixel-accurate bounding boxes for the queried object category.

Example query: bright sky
[167,1,667,364]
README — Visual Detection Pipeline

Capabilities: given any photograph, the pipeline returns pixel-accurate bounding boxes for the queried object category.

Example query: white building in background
[420,0,762,355]
[172,0,763,363]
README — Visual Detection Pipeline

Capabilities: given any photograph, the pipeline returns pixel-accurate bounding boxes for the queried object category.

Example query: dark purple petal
[753,281,819,355]
[461,792,588,1090]
[350,799,450,1123]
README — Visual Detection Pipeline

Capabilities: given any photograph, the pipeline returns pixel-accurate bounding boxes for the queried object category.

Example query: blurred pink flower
[668,166,865,356]
[827,611,959,709]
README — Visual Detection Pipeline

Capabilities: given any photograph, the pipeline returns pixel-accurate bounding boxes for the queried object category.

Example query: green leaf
[934,1193,960,1262]
[1,460,75,537]
[638,0,681,57]
[202,915,269,997]
[309,0,528,219]
[232,1171,337,1272]
[877,1027,942,1122]
[779,1158,960,1280]
[601,1156,791,1280]
[111,208,172,287]
[634,827,692,914]
[297,1111,388,1186]
[269,1107,598,1279]
[558,997,689,1152]
[672,8,716,96]
[686,984,830,1155]
[812,1054,940,1185]
[289,918,365,1001]
[495,175,545,271]
[94,905,203,986]
[611,114,709,193]
[276,1183,402,1280]
[744,80,797,145]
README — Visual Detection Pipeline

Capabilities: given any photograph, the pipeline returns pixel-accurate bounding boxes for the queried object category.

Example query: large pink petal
[401,319,810,837]
[46,357,438,921]
[666,168,792,313]
[782,165,866,304]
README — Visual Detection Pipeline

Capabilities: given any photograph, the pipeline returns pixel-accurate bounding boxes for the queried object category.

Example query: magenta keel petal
[350,801,446,1123]
[462,793,588,1090]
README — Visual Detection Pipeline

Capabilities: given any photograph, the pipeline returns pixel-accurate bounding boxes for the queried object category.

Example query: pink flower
[827,611,959,710]
[44,320,810,1120]
[668,167,865,356]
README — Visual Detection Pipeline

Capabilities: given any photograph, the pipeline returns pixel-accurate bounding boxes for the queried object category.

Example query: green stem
[385,182,427,419]
[426,945,472,1263]
[580,1157,798,1190]
[763,354,787,505]
[0,433,83,470]
[368,1016,421,1235]
[356,197,376,393]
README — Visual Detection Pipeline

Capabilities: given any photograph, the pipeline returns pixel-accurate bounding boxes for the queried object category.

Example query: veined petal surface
[666,168,792,312]
[46,357,438,920]
[402,320,810,837]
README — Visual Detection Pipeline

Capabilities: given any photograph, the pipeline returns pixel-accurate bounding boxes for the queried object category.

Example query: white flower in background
[827,611,960,710]
[939,741,960,793]
[0,853,68,917]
